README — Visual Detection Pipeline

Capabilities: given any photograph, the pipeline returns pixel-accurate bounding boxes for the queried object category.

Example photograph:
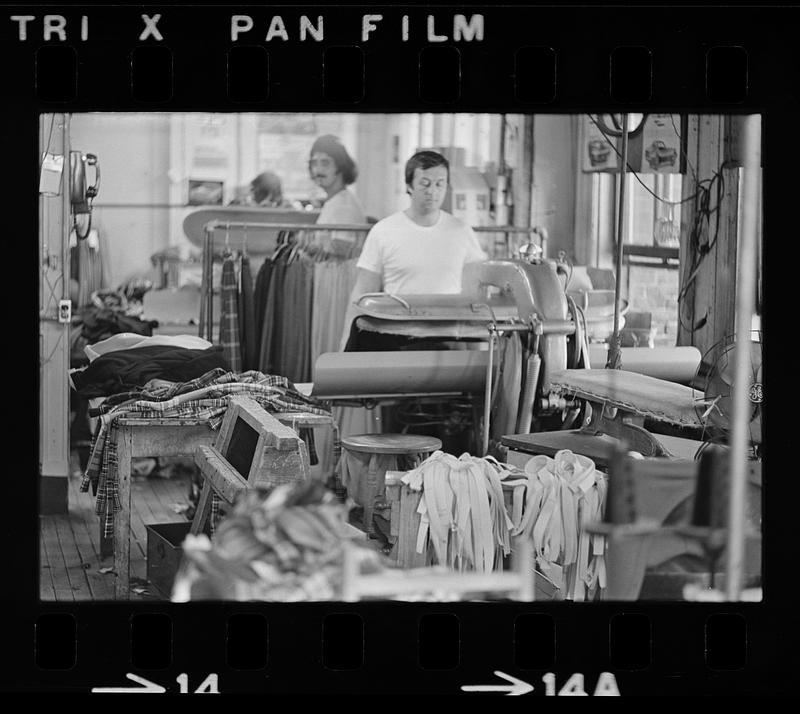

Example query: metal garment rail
[199,219,373,342]
[198,220,546,343]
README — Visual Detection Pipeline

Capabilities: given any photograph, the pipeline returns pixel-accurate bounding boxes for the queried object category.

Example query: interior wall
[69,113,171,288]
[66,112,590,287]
[531,115,577,259]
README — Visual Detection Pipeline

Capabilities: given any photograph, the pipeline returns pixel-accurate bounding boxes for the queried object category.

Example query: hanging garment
[402,452,504,573]
[238,254,257,372]
[253,256,274,351]
[310,259,359,378]
[400,449,607,599]
[277,255,314,384]
[311,258,380,480]
[258,254,288,375]
[512,450,607,601]
[219,254,242,372]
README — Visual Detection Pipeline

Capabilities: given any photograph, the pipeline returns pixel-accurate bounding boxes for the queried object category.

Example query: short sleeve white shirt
[357,210,487,294]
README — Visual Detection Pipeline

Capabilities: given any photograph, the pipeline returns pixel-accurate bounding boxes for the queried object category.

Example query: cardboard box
[146,522,192,599]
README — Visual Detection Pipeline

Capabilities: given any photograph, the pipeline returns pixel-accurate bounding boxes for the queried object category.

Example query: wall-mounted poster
[639,114,681,173]
[582,115,619,172]
[187,179,224,206]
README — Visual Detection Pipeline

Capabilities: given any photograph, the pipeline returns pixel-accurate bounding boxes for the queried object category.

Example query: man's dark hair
[309,135,358,185]
[250,171,283,204]
[404,150,450,187]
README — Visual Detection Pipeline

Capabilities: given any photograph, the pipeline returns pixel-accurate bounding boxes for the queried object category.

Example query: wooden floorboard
[52,515,93,600]
[41,518,75,602]
[40,471,197,602]
[39,518,56,602]
[65,475,114,600]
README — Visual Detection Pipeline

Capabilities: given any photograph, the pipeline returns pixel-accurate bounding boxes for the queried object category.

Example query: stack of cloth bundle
[81,367,334,538]
[401,449,608,601]
[173,480,387,601]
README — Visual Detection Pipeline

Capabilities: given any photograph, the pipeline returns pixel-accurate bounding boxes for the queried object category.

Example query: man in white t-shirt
[340,150,487,350]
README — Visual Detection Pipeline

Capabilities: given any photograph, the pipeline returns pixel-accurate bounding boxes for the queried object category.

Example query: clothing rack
[199,219,373,343]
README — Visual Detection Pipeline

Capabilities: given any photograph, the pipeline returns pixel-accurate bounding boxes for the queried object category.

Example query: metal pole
[724,114,761,601]
[606,114,629,370]
[482,329,496,456]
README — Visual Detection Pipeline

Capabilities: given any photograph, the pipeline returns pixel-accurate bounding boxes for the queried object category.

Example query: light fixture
[595,113,647,137]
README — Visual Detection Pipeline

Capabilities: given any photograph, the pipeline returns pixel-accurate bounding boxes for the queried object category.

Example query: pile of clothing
[81,367,334,538]
[71,337,228,398]
[401,449,608,601]
[70,288,157,368]
[172,480,386,602]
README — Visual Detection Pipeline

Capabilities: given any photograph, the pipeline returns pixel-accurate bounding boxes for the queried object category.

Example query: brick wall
[625,265,680,347]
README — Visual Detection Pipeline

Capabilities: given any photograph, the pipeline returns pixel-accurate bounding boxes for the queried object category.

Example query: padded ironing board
[548,368,703,429]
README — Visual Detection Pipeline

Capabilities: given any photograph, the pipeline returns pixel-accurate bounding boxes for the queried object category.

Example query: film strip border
[27,607,757,695]
[0,7,790,108]
[8,3,792,696]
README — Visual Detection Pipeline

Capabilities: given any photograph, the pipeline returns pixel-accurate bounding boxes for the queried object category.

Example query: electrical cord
[676,163,729,334]
[669,113,699,184]
[586,114,712,207]
[586,114,731,336]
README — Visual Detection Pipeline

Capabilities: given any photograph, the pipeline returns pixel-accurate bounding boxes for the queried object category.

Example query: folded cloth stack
[401,449,607,601]
[71,344,230,398]
[81,367,333,539]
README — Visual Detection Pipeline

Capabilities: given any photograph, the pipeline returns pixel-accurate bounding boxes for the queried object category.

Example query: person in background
[250,171,285,206]
[308,135,367,250]
[339,150,487,351]
[305,136,372,491]
[230,171,290,207]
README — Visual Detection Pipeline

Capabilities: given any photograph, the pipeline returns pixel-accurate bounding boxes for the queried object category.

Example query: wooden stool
[339,433,442,536]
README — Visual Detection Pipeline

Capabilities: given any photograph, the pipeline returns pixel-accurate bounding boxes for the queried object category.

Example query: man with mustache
[308,134,367,242]
[340,150,487,351]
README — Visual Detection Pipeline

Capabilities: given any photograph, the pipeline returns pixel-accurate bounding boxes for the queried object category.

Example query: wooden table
[109,411,335,600]
[111,418,216,600]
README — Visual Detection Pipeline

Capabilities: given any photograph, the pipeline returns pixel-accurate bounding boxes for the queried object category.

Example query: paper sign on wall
[639,114,681,173]
[582,116,619,172]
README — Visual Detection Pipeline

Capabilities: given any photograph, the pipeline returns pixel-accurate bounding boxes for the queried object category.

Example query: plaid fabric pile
[81,368,334,538]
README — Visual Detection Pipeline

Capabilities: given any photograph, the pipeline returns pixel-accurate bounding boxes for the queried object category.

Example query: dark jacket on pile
[70,306,157,368]
[72,345,229,398]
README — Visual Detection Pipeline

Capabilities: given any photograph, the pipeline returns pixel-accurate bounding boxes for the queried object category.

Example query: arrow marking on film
[91,673,166,693]
[461,671,534,696]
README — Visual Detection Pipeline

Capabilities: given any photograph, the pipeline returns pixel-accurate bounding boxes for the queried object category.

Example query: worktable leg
[190,480,214,536]
[113,428,132,601]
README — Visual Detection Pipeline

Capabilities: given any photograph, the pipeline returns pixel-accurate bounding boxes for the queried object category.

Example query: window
[622,173,683,347]
[625,173,682,248]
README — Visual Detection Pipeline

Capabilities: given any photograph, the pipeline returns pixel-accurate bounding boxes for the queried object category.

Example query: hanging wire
[586,114,724,207]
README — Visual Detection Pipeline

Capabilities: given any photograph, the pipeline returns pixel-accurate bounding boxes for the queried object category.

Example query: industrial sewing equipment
[312,253,707,465]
